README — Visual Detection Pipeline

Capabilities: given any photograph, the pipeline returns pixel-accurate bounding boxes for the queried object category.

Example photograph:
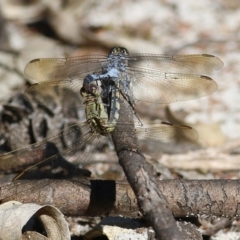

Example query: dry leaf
[0,201,70,240]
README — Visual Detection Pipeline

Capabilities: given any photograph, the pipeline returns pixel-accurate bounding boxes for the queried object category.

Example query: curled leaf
[0,201,70,240]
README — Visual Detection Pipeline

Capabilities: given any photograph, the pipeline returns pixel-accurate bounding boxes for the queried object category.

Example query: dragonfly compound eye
[83,74,96,88]
[89,84,98,93]
[109,47,129,56]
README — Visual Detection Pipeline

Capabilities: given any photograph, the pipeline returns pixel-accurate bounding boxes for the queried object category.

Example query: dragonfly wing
[0,122,94,176]
[126,70,217,103]
[127,54,223,75]
[136,122,198,143]
[135,122,198,157]
[111,121,198,156]
[24,56,109,81]
[25,79,85,108]
[124,53,222,103]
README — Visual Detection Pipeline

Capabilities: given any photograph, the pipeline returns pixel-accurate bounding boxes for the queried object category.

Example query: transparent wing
[126,71,217,103]
[25,79,85,108]
[135,121,198,157]
[110,120,198,158]
[24,55,111,107]
[24,54,223,82]
[24,55,109,81]
[123,54,222,103]
[135,121,198,143]
[127,54,223,75]
[0,122,99,175]
[26,71,217,107]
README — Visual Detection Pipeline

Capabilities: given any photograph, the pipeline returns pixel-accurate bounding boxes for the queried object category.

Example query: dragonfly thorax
[107,47,129,72]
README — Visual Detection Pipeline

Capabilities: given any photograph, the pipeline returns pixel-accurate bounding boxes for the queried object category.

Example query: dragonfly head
[80,82,98,97]
[109,47,129,56]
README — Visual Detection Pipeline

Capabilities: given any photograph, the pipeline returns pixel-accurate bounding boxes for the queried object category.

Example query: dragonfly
[23,47,223,111]
[0,79,198,180]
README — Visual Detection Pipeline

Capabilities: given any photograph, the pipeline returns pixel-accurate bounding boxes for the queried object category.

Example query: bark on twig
[1,179,240,220]
[111,99,184,240]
